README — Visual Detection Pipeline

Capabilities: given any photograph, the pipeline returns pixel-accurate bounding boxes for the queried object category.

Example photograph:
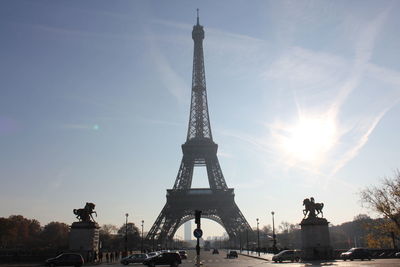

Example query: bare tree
[360,170,400,232]
[100,224,118,235]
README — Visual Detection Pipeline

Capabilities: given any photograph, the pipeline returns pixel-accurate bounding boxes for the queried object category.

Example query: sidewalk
[238,250,273,261]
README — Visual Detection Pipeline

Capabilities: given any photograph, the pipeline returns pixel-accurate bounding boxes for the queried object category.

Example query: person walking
[105,252,109,263]
[98,251,103,263]
[110,251,114,262]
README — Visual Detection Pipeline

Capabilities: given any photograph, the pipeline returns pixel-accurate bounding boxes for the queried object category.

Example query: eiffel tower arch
[146,12,252,244]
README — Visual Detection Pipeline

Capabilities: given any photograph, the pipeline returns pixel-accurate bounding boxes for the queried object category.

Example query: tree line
[0,216,143,252]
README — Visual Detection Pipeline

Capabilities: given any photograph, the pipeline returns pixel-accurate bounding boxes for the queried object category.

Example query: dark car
[212,249,219,254]
[226,250,238,258]
[340,248,371,261]
[178,250,187,259]
[121,253,148,265]
[45,253,84,267]
[272,250,301,263]
[147,252,160,258]
[143,252,182,267]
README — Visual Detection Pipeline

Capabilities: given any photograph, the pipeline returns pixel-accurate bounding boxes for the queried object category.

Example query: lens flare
[281,114,336,163]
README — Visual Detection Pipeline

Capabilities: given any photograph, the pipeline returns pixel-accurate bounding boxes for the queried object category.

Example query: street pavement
[3,249,400,266]
[93,249,400,267]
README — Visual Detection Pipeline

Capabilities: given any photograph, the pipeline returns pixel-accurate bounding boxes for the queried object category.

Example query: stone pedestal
[69,222,99,262]
[300,217,333,260]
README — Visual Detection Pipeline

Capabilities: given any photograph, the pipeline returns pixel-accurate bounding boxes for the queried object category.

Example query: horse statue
[303,197,324,219]
[73,202,97,222]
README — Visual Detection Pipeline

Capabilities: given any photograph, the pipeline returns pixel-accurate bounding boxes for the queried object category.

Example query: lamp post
[246,229,249,254]
[141,220,144,253]
[271,211,277,253]
[125,213,129,256]
[239,231,242,252]
[256,218,260,256]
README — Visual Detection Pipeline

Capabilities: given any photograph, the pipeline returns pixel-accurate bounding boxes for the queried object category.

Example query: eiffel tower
[146,11,252,244]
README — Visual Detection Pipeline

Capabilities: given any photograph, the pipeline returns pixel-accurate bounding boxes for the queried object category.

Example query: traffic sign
[193,228,203,238]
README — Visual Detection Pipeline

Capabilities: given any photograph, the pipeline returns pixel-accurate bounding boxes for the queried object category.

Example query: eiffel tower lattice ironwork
[146,11,252,244]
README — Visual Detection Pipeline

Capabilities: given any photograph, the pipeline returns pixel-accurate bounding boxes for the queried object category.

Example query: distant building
[184,221,191,241]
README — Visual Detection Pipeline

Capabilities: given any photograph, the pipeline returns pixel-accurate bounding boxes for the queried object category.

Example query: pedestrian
[114,251,118,261]
[105,252,109,263]
[99,251,103,263]
[110,251,114,262]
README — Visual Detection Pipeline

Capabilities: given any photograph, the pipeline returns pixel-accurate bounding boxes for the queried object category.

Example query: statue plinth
[300,217,333,260]
[69,221,100,261]
[70,221,99,229]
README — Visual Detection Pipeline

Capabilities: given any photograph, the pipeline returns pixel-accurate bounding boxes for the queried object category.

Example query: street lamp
[141,220,144,253]
[271,211,277,253]
[125,213,129,256]
[246,229,249,255]
[239,231,242,252]
[256,218,260,256]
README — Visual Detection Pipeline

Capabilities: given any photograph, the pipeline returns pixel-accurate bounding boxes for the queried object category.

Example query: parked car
[143,252,182,267]
[272,250,301,263]
[212,248,219,254]
[340,248,371,261]
[45,253,84,267]
[226,250,238,258]
[396,252,400,258]
[148,252,160,258]
[121,253,149,265]
[178,250,187,259]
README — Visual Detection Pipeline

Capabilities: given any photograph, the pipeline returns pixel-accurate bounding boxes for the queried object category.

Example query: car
[45,253,84,267]
[340,248,371,261]
[178,250,187,259]
[120,253,149,265]
[143,252,182,267]
[226,250,238,258]
[396,252,400,258]
[212,249,219,254]
[272,250,301,263]
[148,252,160,258]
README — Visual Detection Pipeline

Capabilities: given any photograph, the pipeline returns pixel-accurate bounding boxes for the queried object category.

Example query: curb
[239,253,269,261]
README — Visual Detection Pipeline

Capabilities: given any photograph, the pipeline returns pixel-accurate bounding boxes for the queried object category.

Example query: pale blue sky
[1,0,400,239]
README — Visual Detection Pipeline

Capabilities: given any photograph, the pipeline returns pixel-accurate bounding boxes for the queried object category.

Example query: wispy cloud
[151,17,269,77]
[264,9,400,180]
[151,19,192,31]
[217,150,234,159]
[137,116,183,127]
[223,9,399,184]
[60,123,98,130]
[232,178,266,190]
[330,9,389,115]
[145,30,189,104]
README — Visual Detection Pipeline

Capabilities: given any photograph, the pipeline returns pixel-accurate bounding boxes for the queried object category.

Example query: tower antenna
[196,8,199,25]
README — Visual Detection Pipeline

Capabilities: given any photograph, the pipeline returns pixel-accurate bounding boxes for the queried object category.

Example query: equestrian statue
[303,197,324,219]
[73,202,97,223]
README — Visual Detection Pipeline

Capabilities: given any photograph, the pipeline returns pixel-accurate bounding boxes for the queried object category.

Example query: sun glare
[282,115,336,163]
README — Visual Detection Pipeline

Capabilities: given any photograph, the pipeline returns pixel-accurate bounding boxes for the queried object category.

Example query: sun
[281,114,336,163]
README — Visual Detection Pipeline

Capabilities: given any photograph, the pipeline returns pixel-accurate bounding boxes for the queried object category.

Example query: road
[2,250,399,266]
[94,249,400,267]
